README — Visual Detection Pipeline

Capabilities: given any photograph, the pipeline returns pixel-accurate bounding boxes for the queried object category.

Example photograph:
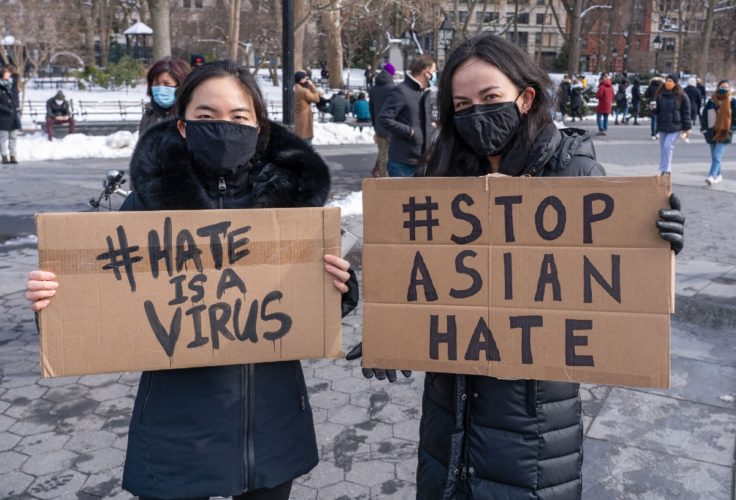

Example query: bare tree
[148,0,172,60]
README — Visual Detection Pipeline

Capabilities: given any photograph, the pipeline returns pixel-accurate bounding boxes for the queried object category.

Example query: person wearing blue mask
[139,58,192,136]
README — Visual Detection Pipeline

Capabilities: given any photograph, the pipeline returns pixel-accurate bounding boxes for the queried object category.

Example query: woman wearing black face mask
[25,61,358,500]
[414,34,685,500]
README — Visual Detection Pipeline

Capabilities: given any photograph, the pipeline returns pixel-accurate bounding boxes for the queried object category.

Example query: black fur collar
[129,120,330,210]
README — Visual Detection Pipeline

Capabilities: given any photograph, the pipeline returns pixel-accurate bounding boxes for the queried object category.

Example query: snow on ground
[14,131,138,162]
[328,190,363,217]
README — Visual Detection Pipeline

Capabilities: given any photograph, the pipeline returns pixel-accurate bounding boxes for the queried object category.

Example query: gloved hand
[656,193,685,255]
[345,343,412,383]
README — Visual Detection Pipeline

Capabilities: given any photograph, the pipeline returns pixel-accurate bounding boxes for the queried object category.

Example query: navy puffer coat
[417,125,605,500]
[120,120,358,498]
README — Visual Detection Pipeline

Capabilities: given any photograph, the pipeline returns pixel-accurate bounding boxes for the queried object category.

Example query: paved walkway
[0,122,734,499]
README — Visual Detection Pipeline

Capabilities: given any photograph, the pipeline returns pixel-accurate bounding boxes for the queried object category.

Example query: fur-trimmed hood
[128,119,330,210]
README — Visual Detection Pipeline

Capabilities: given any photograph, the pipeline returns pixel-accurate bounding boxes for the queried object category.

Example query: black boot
[1,156,9,164]
[9,156,17,164]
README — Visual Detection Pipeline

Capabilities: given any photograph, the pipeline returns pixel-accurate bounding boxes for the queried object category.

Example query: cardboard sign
[362,176,674,388]
[36,208,342,377]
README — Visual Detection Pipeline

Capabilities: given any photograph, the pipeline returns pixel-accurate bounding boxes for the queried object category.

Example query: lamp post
[652,34,663,74]
[438,17,455,70]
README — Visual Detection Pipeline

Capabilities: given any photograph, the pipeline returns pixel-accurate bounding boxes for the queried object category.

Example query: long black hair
[175,60,270,143]
[424,33,555,177]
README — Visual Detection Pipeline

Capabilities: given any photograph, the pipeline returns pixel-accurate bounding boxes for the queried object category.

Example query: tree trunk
[566,0,582,78]
[98,0,111,66]
[698,0,717,77]
[675,3,684,72]
[147,0,172,61]
[324,5,344,88]
[227,0,242,61]
[294,0,308,71]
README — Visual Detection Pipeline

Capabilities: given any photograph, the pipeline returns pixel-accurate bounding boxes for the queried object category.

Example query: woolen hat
[383,63,395,76]
[666,73,679,84]
[55,91,65,100]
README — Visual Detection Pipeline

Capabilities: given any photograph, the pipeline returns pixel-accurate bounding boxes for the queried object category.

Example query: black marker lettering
[583,193,614,244]
[450,250,482,299]
[429,315,457,361]
[228,225,252,264]
[185,304,209,348]
[168,274,188,306]
[148,217,173,278]
[464,317,500,361]
[509,315,543,364]
[535,196,566,240]
[216,268,247,300]
[208,303,234,350]
[534,254,562,302]
[494,195,523,243]
[451,193,482,244]
[565,319,595,366]
[144,301,181,357]
[584,255,621,304]
[407,251,438,302]
[175,229,203,273]
[261,291,293,341]
[197,221,231,270]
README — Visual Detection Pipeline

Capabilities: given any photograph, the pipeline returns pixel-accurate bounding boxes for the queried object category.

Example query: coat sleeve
[378,87,413,140]
[0,94,13,115]
[341,269,359,318]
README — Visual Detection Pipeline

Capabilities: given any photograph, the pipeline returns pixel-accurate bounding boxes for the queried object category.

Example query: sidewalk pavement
[0,125,735,498]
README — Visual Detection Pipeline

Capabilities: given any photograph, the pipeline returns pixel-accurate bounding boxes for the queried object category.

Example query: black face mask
[184,120,259,177]
[453,98,523,157]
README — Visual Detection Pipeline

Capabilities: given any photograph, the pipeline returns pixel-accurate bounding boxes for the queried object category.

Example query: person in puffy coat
[365,33,683,500]
[139,57,191,136]
[595,73,614,135]
[25,60,359,500]
[653,74,691,175]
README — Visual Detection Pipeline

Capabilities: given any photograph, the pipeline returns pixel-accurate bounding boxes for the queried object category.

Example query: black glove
[657,193,685,255]
[345,342,412,383]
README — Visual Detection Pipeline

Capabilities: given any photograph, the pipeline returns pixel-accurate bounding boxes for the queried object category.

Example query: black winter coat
[654,88,691,133]
[378,76,433,166]
[684,86,702,115]
[0,85,19,131]
[369,70,395,137]
[120,120,358,498]
[417,125,605,500]
[139,101,175,136]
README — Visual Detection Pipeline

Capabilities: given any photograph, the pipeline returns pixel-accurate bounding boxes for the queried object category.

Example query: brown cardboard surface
[36,208,342,377]
[362,176,673,388]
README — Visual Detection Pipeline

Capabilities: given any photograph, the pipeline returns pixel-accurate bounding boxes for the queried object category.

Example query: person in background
[26,59,358,500]
[701,79,736,185]
[684,77,702,129]
[627,77,642,125]
[580,74,588,88]
[353,92,371,131]
[45,90,75,141]
[139,57,192,136]
[294,70,322,143]
[368,62,395,177]
[614,79,628,125]
[190,54,206,68]
[557,74,571,121]
[570,78,584,121]
[320,64,330,84]
[378,54,436,176]
[328,91,350,123]
[653,74,691,176]
[595,72,614,136]
[697,78,707,104]
[645,75,664,140]
[364,65,374,89]
[0,66,20,164]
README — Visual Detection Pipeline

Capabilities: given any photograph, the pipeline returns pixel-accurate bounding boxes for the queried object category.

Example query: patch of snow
[328,190,363,217]
[719,394,735,403]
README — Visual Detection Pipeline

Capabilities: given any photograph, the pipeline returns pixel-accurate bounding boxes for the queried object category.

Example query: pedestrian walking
[139,57,191,136]
[348,32,685,500]
[0,66,20,164]
[645,76,664,140]
[45,90,75,141]
[364,65,374,89]
[684,78,702,128]
[368,63,395,177]
[627,77,642,125]
[378,55,436,177]
[701,79,736,185]
[595,73,614,135]
[614,80,628,125]
[25,60,359,500]
[327,91,350,123]
[294,70,322,143]
[558,74,571,121]
[353,92,371,131]
[653,74,691,176]
[697,78,707,103]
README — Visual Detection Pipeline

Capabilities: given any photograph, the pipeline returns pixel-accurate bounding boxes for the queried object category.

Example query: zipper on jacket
[218,177,226,209]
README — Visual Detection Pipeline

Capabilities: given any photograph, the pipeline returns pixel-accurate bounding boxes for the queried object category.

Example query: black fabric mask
[184,120,259,177]
[453,99,522,157]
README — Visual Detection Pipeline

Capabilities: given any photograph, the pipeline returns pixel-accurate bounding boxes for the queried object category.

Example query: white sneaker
[651,135,658,141]
[713,175,723,184]
[706,176,714,185]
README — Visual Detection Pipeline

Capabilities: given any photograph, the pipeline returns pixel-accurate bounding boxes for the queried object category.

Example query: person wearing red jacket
[595,73,614,136]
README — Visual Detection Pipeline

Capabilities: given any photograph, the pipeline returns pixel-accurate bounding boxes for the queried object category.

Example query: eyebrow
[193,104,252,113]
[453,85,501,100]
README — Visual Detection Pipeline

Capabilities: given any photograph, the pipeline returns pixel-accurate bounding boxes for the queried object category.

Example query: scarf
[713,91,732,142]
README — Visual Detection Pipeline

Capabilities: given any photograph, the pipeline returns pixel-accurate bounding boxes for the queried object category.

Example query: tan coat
[294,84,321,140]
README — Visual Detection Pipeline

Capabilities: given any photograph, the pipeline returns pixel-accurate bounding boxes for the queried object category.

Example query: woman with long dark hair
[415,33,685,499]
[26,60,358,500]
[701,79,736,185]
[139,57,191,136]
